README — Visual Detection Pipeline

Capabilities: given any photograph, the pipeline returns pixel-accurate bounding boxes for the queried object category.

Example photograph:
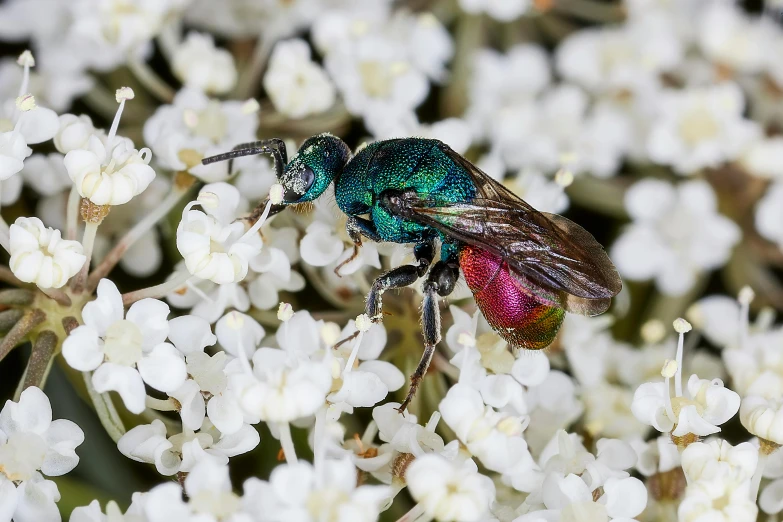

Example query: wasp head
[279,133,350,204]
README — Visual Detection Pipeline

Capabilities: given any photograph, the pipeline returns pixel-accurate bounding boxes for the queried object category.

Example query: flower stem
[65,186,80,241]
[71,221,99,293]
[278,421,298,465]
[395,503,426,522]
[38,287,72,307]
[0,308,45,363]
[313,407,326,486]
[127,57,175,103]
[236,35,273,99]
[83,371,126,443]
[145,395,178,411]
[18,330,57,396]
[0,309,23,332]
[751,449,768,501]
[121,271,191,306]
[88,186,190,290]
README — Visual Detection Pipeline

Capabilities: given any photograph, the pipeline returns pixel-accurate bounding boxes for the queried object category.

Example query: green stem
[0,308,45,363]
[71,221,99,293]
[235,35,273,99]
[0,309,23,332]
[0,288,34,306]
[83,371,126,443]
[121,271,191,306]
[0,266,25,287]
[18,330,58,396]
[127,56,175,103]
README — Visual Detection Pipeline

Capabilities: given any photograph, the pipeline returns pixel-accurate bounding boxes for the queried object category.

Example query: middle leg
[398,258,460,412]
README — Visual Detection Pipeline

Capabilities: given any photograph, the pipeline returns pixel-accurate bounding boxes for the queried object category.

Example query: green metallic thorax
[334,138,478,246]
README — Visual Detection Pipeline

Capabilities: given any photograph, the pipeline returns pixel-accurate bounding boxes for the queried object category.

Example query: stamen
[661,359,678,422]
[16,50,34,98]
[236,183,284,244]
[343,314,371,376]
[672,318,691,397]
[106,87,135,149]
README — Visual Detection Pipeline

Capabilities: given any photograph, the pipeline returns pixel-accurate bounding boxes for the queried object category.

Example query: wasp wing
[403,143,622,316]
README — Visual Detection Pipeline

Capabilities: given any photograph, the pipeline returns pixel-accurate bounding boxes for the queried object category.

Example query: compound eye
[283,166,315,202]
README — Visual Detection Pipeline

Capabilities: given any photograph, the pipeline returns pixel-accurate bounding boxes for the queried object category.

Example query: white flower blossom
[9,216,85,288]
[172,32,237,95]
[143,88,258,181]
[646,83,761,175]
[611,178,741,295]
[406,453,495,522]
[0,387,84,522]
[62,279,188,414]
[263,39,336,119]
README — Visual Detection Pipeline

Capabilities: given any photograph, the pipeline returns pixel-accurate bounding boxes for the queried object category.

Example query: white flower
[631,434,681,477]
[69,498,147,522]
[698,3,772,74]
[646,83,761,175]
[741,138,783,179]
[632,373,740,437]
[372,402,446,459]
[172,32,236,95]
[678,473,757,522]
[544,474,647,521]
[263,39,336,119]
[144,459,250,521]
[0,97,58,180]
[439,383,531,474]
[756,181,783,251]
[681,439,758,483]
[142,88,258,181]
[20,153,73,197]
[406,454,495,522]
[740,395,783,445]
[611,179,741,296]
[62,279,188,414]
[243,457,390,522]
[315,12,430,126]
[458,0,530,21]
[176,183,262,284]
[118,419,259,476]
[556,17,682,96]
[328,320,404,409]
[54,113,105,155]
[64,137,155,206]
[9,217,85,288]
[0,387,84,522]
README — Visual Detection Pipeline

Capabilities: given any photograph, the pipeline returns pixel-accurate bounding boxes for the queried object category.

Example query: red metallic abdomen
[459,244,564,350]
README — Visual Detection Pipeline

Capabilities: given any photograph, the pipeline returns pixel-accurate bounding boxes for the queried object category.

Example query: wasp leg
[366,241,433,322]
[335,241,434,350]
[334,217,383,277]
[398,259,460,413]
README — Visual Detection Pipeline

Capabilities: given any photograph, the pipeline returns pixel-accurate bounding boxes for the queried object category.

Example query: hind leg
[398,259,460,412]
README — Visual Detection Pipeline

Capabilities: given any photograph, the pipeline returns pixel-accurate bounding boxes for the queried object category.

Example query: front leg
[398,259,460,413]
[334,216,383,276]
[334,241,433,350]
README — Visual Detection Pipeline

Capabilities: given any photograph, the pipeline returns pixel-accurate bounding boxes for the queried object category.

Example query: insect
[202,135,622,411]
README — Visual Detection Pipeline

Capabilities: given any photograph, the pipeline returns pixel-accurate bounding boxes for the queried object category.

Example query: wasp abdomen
[459,244,564,350]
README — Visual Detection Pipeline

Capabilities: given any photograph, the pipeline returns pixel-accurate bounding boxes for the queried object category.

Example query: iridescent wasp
[203,135,622,411]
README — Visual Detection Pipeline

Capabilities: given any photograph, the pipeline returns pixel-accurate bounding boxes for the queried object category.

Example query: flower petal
[92,363,146,414]
[137,343,187,393]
